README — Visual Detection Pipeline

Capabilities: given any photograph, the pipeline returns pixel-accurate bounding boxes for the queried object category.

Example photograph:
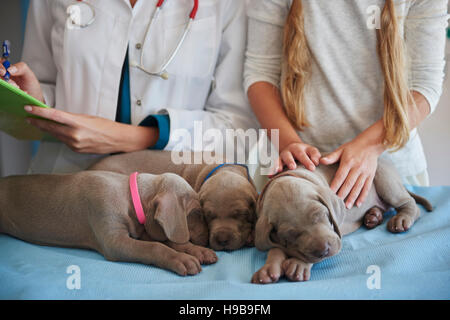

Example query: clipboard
[0,78,54,140]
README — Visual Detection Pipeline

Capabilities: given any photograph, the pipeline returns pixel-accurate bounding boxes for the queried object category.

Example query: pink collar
[129,172,146,225]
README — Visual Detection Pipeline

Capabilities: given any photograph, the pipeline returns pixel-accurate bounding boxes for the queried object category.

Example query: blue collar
[201,163,250,187]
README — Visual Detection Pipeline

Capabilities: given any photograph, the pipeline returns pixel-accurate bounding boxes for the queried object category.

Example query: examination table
[0,186,449,300]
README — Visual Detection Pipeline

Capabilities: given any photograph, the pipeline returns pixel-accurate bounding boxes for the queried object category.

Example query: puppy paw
[387,214,415,233]
[282,258,312,282]
[169,242,218,265]
[187,245,218,265]
[251,262,283,284]
[167,252,202,276]
[364,207,384,230]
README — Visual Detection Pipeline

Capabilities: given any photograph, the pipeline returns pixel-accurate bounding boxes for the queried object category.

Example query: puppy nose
[313,242,330,258]
[215,231,232,247]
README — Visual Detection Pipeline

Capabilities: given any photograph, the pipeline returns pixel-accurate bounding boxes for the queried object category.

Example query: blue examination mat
[0,186,449,300]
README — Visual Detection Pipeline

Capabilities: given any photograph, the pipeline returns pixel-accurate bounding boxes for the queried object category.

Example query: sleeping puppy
[0,171,217,276]
[89,151,259,251]
[252,158,432,284]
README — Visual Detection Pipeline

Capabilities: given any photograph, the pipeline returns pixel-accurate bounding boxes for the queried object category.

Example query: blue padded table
[0,186,449,300]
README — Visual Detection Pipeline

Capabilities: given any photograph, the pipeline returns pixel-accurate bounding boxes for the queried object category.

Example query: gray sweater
[244,0,449,177]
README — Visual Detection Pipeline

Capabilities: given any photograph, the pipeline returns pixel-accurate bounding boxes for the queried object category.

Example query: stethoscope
[67,0,199,80]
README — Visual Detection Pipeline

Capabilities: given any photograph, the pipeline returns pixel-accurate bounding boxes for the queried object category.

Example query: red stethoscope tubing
[77,0,199,20]
[157,0,199,19]
[74,0,200,79]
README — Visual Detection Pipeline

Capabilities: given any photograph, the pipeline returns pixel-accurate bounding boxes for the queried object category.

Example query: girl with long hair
[245,0,448,208]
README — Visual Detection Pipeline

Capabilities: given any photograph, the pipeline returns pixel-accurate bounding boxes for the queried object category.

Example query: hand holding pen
[1,40,11,81]
[1,40,18,88]
[0,40,45,103]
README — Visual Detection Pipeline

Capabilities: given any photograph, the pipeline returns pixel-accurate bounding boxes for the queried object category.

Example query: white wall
[418,39,450,186]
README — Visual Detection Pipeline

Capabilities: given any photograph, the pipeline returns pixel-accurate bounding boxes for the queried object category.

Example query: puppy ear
[153,193,190,244]
[255,215,276,251]
[187,208,209,247]
[317,187,345,238]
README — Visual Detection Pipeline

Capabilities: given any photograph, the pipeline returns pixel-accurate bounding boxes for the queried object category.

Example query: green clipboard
[0,78,53,140]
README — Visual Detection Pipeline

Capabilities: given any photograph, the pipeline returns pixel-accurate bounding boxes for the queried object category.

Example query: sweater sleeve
[244,0,291,93]
[405,0,449,114]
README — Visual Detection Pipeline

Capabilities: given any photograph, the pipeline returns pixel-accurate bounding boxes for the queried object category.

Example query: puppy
[0,171,217,276]
[252,159,432,284]
[90,151,259,251]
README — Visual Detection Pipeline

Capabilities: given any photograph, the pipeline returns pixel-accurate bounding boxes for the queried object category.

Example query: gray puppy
[252,159,432,284]
[90,151,259,251]
[0,171,217,276]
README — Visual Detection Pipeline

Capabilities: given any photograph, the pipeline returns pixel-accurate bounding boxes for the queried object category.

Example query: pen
[2,40,11,81]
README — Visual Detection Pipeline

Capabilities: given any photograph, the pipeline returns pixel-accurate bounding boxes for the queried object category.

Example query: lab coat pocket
[61,4,116,112]
[163,16,217,78]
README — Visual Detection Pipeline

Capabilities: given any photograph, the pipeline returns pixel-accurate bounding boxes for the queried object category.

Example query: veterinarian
[0,0,255,174]
[245,0,448,208]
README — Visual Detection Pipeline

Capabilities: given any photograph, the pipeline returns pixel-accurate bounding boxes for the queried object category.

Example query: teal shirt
[116,53,170,150]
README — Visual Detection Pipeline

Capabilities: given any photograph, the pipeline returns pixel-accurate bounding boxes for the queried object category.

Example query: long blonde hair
[282,0,412,150]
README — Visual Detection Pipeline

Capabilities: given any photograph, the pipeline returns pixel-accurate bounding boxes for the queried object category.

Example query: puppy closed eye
[310,211,327,224]
[231,210,250,220]
[271,227,302,247]
[280,229,302,245]
[205,211,218,222]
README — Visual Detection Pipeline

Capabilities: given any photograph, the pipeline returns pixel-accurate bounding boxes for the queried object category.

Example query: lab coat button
[136,100,142,106]
[135,43,142,50]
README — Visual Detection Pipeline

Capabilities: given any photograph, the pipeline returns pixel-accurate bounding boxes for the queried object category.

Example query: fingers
[276,158,283,175]
[356,175,374,208]
[271,144,321,175]
[27,118,74,140]
[337,168,360,201]
[269,157,283,177]
[291,148,315,171]
[7,62,31,78]
[344,174,366,209]
[280,150,297,171]
[24,106,76,126]
[1,58,10,79]
[1,61,14,83]
[330,161,351,194]
[0,63,5,77]
[338,172,374,209]
[330,156,376,208]
[320,148,343,165]
[6,79,19,88]
[306,147,321,166]
[281,144,321,172]
[1,62,26,81]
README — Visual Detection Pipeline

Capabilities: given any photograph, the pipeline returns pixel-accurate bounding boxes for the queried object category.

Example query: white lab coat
[22,0,257,174]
